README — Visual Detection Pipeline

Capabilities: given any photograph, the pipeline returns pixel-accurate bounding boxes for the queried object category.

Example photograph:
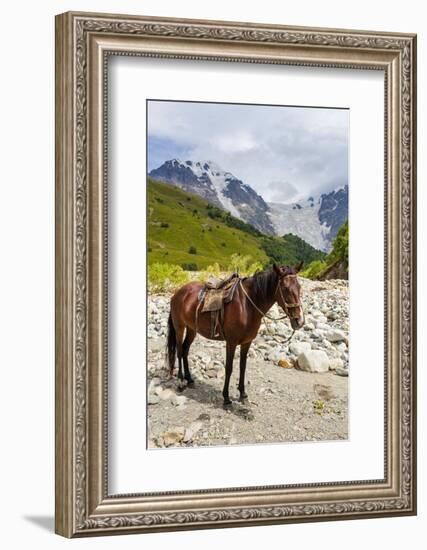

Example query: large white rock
[297,350,330,373]
[289,342,311,356]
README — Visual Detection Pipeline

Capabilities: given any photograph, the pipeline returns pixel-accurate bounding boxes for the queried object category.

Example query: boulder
[289,342,311,356]
[297,350,330,373]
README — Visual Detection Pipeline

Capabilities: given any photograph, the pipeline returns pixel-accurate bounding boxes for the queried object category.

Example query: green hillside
[147,178,326,270]
[148,178,268,269]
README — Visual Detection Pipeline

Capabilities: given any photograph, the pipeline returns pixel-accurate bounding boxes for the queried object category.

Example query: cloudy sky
[147,100,348,204]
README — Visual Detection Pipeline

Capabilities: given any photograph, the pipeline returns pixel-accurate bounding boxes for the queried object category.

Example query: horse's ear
[273,264,281,275]
[295,261,304,273]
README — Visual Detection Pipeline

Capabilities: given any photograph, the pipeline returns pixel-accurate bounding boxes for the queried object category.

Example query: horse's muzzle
[290,314,304,330]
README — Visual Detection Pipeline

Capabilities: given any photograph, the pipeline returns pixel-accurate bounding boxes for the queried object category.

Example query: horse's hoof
[186,379,195,388]
[223,400,233,409]
[239,396,249,404]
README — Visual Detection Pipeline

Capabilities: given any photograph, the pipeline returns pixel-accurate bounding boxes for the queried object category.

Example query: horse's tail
[166,313,177,376]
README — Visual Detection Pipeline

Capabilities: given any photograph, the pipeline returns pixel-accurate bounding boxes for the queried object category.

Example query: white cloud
[148,100,348,203]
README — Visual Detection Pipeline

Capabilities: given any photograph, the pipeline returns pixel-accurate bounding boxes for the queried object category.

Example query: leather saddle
[197,273,240,338]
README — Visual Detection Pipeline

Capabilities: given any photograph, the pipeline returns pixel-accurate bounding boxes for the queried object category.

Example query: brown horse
[166,263,304,407]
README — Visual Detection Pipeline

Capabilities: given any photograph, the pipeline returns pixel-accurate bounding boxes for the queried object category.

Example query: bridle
[238,273,303,342]
[275,274,303,319]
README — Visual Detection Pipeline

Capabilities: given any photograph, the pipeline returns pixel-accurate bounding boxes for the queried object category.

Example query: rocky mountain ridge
[149,159,348,252]
[149,159,275,235]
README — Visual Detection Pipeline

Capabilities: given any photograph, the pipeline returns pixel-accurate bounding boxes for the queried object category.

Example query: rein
[238,275,302,343]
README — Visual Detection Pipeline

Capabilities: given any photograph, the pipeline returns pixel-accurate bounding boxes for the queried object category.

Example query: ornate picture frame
[55,11,417,537]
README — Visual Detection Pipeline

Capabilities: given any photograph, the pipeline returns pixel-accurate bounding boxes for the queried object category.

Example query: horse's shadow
[168,375,255,420]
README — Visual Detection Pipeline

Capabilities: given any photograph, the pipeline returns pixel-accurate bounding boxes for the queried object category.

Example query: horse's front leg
[222,341,237,408]
[238,342,251,403]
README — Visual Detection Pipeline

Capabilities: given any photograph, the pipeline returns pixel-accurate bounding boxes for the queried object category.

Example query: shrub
[197,262,221,283]
[301,260,327,279]
[227,253,263,276]
[301,220,348,280]
[188,246,197,255]
[148,263,188,292]
[329,220,349,265]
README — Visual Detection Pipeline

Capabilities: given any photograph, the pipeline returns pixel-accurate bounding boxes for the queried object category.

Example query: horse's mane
[250,269,279,303]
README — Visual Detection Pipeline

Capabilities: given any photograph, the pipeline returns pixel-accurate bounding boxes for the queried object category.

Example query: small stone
[329,357,344,371]
[154,386,164,396]
[278,359,293,369]
[325,329,347,343]
[336,367,349,377]
[163,427,185,446]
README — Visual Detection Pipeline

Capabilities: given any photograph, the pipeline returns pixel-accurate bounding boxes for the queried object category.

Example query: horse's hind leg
[174,324,186,390]
[182,328,196,386]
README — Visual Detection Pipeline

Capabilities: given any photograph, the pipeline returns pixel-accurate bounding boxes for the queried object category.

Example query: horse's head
[273,262,304,330]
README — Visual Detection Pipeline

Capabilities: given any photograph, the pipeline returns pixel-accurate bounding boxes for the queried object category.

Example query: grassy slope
[148,178,269,269]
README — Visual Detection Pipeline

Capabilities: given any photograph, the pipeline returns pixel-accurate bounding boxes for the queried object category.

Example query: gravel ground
[147,278,349,449]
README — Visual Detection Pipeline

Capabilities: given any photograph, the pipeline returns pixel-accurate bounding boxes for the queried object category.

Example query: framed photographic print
[55,11,417,537]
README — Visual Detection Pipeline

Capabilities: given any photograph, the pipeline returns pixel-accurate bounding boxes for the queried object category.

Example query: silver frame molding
[55,11,417,537]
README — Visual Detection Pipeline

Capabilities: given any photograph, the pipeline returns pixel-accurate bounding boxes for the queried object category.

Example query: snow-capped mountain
[268,186,348,252]
[149,159,348,252]
[149,159,275,235]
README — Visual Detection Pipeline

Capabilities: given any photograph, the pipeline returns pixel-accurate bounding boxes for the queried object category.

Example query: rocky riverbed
[147,278,349,449]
